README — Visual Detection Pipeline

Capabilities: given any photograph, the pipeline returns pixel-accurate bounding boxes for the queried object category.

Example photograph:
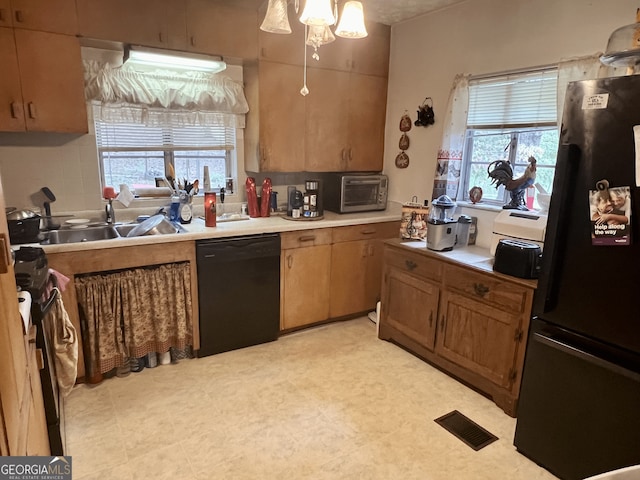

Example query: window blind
[467,68,558,129]
[95,121,236,152]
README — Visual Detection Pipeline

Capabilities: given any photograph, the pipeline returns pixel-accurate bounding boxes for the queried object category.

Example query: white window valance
[84,60,249,128]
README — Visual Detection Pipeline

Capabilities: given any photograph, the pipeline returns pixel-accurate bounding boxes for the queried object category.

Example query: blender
[426,195,457,251]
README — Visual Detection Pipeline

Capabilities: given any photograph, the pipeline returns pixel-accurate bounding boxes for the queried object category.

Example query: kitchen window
[84,53,249,198]
[460,68,559,206]
[95,118,237,194]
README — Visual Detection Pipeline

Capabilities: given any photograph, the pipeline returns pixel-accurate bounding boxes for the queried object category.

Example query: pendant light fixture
[260,0,369,95]
[335,1,367,38]
[299,0,336,27]
[260,0,292,34]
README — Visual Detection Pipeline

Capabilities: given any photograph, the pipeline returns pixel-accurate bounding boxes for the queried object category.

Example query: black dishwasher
[196,234,280,357]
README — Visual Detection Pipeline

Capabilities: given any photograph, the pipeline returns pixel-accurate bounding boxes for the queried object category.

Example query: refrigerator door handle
[535,143,581,314]
[532,332,640,382]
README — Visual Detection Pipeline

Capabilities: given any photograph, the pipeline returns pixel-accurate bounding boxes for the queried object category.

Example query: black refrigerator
[514,76,640,480]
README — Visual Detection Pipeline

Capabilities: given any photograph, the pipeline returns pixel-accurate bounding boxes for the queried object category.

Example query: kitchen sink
[45,226,119,244]
[43,220,188,244]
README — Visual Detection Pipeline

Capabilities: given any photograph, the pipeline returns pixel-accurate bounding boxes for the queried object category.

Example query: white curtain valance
[84,60,249,128]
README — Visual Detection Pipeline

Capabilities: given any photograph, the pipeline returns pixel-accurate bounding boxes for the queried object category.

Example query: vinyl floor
[65,317,558,479]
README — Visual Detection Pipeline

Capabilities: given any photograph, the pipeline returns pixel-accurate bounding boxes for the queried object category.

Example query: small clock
[179,203,193,224]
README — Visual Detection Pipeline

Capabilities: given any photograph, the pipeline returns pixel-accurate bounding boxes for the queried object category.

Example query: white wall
[383,0,638,247]
[1,1,638,228]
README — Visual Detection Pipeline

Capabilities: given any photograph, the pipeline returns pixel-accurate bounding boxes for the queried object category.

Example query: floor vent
[434,410,498,451]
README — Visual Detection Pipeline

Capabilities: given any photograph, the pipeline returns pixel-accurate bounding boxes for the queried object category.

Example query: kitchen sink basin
[45,226,119,244]
[114,222,188,237]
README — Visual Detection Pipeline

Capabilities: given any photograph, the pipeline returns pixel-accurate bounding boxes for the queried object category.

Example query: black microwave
[323,173,388,213]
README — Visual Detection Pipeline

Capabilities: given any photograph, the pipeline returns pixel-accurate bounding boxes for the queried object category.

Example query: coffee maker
[287,180,323,219]
[426,195,457,251]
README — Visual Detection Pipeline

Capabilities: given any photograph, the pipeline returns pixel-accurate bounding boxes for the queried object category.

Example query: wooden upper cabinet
[349,22,390,77]
[312,21,390,77]
[257,61,306,172]
[77,0,187,50]
[0,27,25,132]
[186,0,258,59]
[260,18,389,78]
[305,68,385,172]
[14,29,87,133]
[2,0,77,34]
[258,7,305,65]
[346,73,386,172]
[305,67,350,171]
[0,0,12,27]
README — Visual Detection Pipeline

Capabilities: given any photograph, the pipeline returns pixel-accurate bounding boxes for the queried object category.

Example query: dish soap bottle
[169,192,180,222]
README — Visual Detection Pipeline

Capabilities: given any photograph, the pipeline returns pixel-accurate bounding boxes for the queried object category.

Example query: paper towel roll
[203,166,211,192]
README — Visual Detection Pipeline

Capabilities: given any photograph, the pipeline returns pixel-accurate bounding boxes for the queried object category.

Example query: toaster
[493,239,542,279]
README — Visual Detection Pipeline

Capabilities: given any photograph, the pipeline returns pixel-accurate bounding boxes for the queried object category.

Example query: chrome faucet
[105,199,115,224]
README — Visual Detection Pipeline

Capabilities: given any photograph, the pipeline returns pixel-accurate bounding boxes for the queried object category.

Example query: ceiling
[363,0,467,25]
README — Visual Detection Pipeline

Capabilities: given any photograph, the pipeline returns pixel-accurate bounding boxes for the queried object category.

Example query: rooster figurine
[487,156,537,210]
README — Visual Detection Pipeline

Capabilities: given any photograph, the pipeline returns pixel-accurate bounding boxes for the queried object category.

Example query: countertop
[27,205,403,254]
[384,238,538,289]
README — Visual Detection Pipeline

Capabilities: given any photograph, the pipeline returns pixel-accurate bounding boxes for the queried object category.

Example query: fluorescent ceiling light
[124,46,227,73]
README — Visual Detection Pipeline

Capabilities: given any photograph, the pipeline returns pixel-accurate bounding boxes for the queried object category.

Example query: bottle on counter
[169,192,180,222]
[456,215,472,247]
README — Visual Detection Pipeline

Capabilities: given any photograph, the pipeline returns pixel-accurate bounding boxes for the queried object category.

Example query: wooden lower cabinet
[280,229,332,331]
[379,240,536,416]
[281,222,398,331]
[381,267,439,351]
[329,222,398,318]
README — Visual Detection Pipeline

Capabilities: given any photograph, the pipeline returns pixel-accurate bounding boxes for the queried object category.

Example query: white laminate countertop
[29,205,403,254]
[386,238,538,289]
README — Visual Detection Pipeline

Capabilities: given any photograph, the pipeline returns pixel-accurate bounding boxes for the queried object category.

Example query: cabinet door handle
[190,36,196,47]
[10,102,20,119]
[0,233,9,274]
[473,282,489,298]
[348,148,353,162]
[405,259,417,271]
[429,312,433,328]
[0,9,6,22]
[27,102,36,119]
[14,9,24,22]
[361,229,376,235]
[287,255,293,269]
[298,235,316,242]
[36,348,44,370]
[159,32,164,43]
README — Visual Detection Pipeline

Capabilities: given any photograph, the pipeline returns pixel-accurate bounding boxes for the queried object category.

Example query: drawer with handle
[384,246,443,283]
[332,221,398,243]
[280,229,332,249]
[444,264,529,313]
